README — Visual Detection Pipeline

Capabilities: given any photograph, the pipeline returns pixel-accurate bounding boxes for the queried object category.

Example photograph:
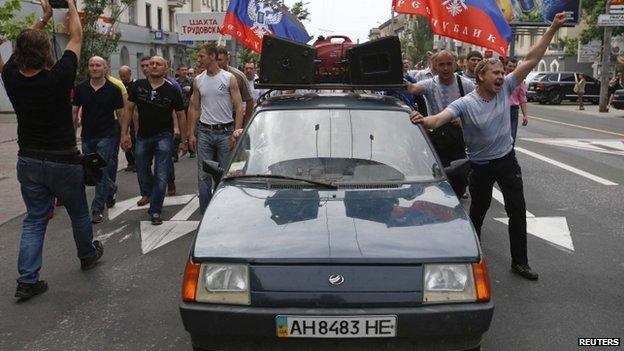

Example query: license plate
[276,315,397,338]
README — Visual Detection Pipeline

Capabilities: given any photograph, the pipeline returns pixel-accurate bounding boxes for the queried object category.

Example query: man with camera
[1,0,103,300]
[72,56,124,224]
[120,56,188,225]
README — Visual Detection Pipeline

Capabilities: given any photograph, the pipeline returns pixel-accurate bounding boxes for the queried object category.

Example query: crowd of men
[0,0,576,300]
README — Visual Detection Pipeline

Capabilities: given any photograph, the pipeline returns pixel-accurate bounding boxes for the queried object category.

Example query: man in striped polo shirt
[409,12,568,281]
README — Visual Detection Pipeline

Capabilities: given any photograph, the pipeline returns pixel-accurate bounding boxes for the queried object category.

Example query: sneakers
[511,263,539,280]
[151,213,163,225]
[80,240,104,270]
[106,187,117,209]
[15,280,48,300]
[137,196,150,207]
[91,213,104,224]
[167,182,176,196]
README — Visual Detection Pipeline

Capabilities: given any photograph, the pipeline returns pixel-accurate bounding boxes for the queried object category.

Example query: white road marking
[491,188,574,252]
[140,220,199,254]
[170,196,200,221]
[515,147,618,186]
[522,138,624,156]
[95,224,129,244]
[527,115,624,137]
[108,196,142,220]
[129,194,195,211]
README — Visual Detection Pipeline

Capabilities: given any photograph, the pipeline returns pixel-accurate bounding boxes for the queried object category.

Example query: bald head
[87,56,107,80]
[434,50,458,82]
[119,65,132,84]
[148,56,168,79]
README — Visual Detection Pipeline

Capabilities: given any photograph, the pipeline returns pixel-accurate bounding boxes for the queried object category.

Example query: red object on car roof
[313,35,355,83]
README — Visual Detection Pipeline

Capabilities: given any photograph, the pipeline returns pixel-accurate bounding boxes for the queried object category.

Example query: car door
[584,75,600,97]
[559,73,576,99]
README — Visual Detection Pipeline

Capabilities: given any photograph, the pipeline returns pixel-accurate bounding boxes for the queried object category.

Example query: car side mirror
[444,159,471,197]
[203,160,224,185]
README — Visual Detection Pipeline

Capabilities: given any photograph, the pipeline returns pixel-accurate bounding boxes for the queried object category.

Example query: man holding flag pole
[409,12,569,281]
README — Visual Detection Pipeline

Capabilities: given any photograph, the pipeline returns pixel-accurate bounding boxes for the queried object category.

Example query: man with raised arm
[409,13,568,281]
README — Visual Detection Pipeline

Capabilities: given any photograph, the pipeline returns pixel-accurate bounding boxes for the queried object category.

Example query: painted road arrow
[491,188,574,252]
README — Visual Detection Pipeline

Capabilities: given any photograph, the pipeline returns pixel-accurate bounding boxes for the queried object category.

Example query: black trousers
[468,151,528,265]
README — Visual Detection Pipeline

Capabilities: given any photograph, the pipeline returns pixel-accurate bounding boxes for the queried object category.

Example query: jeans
[197,125,232,213]
[468,151,528,265]
[510,105,519,144]
[168,135,180,184]
[109,121,121,184]
[135,132,173,215]
[16,156,96,283]
[82,136,117,214]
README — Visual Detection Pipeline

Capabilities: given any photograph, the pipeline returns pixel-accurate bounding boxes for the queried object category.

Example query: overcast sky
[283,0,393,44]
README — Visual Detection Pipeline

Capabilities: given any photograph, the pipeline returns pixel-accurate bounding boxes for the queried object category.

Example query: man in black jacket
[1,0,103,301]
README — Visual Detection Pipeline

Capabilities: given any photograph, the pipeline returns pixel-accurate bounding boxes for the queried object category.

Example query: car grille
[250,265,423,307]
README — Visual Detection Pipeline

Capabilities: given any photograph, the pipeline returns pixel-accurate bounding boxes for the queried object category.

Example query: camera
[50,0,69,8]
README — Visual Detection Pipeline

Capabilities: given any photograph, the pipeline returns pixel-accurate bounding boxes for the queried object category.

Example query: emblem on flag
[247,0,283,38]
[443,0,468,17]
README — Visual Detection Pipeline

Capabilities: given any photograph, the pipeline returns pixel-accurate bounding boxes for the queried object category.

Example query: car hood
[193,182,480,263]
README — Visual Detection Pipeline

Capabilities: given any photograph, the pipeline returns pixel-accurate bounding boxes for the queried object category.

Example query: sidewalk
[0,113,131,225]
[529,102,624,119]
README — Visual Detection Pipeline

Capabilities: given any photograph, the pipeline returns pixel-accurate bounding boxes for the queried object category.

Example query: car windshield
[226,109,439,183]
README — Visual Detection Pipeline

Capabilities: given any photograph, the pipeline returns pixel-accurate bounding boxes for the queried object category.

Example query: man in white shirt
[187,44,244,213]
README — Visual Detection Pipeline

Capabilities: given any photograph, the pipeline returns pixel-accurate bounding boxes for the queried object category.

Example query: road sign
[609,0,624,14]
[176,12,226,41]
[597,14,624,26]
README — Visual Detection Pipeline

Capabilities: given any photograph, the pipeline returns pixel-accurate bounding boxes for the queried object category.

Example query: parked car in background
[527,72,600,105]
[612,89,624,110]
[524,72,547,102]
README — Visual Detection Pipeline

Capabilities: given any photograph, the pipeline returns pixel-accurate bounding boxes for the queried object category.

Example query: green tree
[77,0,136,81]
[290,1,310,22]
[0,0,58,42]
[240,47,260,64]
[400,17,433,66]
[579,0,624,43]
[558,37,579,56]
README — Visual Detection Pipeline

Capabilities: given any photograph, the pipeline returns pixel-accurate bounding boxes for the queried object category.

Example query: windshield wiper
[223,174,338,189]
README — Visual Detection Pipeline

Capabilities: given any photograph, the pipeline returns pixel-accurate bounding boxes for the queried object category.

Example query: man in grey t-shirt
[409,13,569,281]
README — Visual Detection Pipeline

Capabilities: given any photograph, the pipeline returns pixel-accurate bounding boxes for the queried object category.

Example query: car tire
[548,91,563,105]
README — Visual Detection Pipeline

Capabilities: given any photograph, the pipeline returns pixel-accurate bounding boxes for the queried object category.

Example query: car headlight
[195,264,250,305]
[423,264,476,304]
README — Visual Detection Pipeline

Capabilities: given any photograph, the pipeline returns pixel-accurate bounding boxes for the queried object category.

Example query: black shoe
[151,213,163,225]
[81,241,104,270]
[91,213,104,224]
[106,188,117,209]
[189,152,196,158]
[124,164,136,172]
[511,263,539,280]
[15,280,48,300]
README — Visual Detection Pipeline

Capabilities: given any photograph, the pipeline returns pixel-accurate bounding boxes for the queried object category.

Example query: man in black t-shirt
[73,56,124,224]
[1,0,103,301]
[121,56,188,225]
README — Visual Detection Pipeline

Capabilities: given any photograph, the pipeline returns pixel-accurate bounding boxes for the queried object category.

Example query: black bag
[82,153,107,186]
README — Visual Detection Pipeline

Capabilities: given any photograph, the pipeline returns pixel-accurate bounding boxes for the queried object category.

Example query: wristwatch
[38,17,48,25]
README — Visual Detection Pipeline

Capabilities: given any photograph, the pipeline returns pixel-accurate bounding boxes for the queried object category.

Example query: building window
[530,35,536,46]
[120,46,130,66]
[157,7,162,30]
[170,9,175,33]
[145,3,151,28]
[127,3,135,24]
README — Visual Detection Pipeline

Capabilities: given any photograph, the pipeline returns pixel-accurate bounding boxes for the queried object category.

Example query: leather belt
[199,121,233,131]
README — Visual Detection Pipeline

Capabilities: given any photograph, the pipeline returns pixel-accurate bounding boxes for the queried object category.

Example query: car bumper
[180,301,494,351]
[612,100,624,110]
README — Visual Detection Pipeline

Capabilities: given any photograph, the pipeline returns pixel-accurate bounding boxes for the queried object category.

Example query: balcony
[168,0,185,8]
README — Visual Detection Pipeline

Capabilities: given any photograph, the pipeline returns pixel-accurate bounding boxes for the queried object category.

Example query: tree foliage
[240,47,260,64]
[580,0,624,43]
[290,1,310,22]
[0,0,57,42]
[400,16,433,66]
[77,0,136,81]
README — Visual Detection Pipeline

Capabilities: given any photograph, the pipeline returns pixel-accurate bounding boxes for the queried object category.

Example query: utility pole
[599,1,612,113]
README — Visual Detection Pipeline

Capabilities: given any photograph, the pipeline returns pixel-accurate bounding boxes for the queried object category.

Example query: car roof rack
[257,35,405,91]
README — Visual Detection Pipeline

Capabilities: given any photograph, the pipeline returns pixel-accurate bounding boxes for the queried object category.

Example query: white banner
[175,12,226,41]
[577,40,602,63]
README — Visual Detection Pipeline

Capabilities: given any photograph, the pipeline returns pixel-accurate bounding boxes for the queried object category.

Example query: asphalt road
[0,103,623,351]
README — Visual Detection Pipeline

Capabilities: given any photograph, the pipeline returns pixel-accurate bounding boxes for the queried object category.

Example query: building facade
[1,0,232,112]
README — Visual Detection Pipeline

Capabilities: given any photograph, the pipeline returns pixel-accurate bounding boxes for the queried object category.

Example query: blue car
[180,93,493,351]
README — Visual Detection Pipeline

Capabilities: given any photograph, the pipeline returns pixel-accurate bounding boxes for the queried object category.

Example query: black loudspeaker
[259,36,316,85]
[347,36,403,85]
